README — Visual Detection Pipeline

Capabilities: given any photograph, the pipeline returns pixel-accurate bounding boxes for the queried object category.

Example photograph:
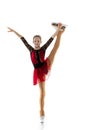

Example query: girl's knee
[41,92,45,97]
[40,88,45,97]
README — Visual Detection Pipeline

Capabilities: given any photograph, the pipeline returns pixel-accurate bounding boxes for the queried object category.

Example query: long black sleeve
[20,37,34,51]
[41,37,54,50]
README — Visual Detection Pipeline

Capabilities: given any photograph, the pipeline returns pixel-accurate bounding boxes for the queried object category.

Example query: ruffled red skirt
[33,58,51,85]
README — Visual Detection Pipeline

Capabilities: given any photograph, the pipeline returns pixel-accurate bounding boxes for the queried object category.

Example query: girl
[7,23,65,123]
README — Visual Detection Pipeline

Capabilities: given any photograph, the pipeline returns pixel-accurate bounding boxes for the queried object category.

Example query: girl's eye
[34,40,40,43]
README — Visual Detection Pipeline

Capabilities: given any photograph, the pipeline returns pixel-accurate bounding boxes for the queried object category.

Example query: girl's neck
[34,46,40,50]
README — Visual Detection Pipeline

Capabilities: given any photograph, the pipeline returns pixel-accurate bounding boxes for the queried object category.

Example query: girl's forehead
[33,37,41,40]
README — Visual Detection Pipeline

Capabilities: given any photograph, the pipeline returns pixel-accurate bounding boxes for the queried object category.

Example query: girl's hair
[33,35,42,40]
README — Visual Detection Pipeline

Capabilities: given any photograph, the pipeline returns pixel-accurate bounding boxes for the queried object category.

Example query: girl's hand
[58,23,65,35]
[57,23,62,28]
[7,27,23,38]
[58,23,65,31]
[7,27,14,32]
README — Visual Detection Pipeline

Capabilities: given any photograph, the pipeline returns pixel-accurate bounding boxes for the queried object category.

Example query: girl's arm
[51,23,64,38]
[8,27,23,38]
[51,28,59,38]
[41,37,54,50]
[7,27,33,51]
[42,23,63,50]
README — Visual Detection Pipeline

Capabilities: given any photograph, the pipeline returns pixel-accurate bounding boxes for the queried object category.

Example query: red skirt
[33,58,51,85]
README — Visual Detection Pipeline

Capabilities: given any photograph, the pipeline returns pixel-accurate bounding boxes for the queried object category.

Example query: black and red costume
[21,37,54,85]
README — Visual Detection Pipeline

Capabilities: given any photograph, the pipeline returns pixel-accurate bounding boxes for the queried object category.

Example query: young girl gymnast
[7,23,66,123]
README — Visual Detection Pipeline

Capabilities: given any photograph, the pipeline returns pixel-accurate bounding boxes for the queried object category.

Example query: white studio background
[0,0,87,130]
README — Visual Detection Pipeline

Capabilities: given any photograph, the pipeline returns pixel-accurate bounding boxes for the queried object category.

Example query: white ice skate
[52,22,67,31]
[40,116,45,124]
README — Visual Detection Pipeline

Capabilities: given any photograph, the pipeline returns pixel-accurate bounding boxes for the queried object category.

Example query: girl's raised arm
[7,27,33,51]
[7,27,23,38]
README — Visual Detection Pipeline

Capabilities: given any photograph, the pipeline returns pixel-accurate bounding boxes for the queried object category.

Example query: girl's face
[33,37,42,49]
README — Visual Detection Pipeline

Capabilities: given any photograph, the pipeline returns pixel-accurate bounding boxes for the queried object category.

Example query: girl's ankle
[40,110,45,116]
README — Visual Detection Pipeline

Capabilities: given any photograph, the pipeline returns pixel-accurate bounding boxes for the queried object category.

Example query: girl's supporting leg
[38,81,45,117]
